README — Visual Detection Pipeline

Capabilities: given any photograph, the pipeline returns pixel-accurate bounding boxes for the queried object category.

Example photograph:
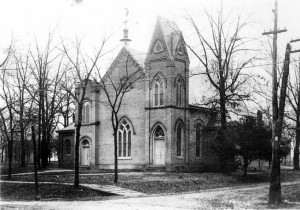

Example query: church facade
[58,17,220,171]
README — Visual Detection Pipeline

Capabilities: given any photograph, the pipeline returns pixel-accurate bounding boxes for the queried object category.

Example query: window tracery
[118,119,132,157]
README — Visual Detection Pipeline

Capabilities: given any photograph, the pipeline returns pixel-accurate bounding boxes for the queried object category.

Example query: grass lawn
[1,168,299,198]
[0,182,116,201]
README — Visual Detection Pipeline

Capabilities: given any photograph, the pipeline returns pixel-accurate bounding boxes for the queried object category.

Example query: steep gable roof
[146,16,186,62]
[102,47,145,82]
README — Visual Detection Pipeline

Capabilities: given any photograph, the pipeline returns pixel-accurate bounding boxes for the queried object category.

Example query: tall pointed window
[176,122,183,157]
[154,83,159,106]
[177,42,184,55]
[176,76,184,107]
[65,139,71,155]
[196,124,201,157]
[159,81,164,105]
[118,119,132,157]
[195,121,203,158]
[82,102,90,124]
[153,77,164,107]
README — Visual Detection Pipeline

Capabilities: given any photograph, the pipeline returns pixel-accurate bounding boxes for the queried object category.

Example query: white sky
[1,0,300,114]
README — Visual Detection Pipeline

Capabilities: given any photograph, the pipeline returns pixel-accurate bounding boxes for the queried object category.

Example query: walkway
[0,180,146,197]
[0,169,73,177]
[81,184,146,197]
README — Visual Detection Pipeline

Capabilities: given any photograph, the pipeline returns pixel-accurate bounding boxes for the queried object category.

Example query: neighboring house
[57,17,219,171]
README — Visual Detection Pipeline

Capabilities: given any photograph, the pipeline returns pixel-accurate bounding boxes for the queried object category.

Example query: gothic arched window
[154,125,165,138]
[153,78,164,107]
[82,102,90,124]
[176,122,183,157]
[195,124,201,157]
[177,42,185,55]
[176,81,183,107]
[118,119,132,157]
[65,139,71,155]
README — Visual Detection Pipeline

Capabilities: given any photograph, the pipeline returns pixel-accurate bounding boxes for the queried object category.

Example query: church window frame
[175,75,184,107]
[65,139,71,155]
[153,77,164,107]
[176,80,184,107]
[82,102,91,125]
[117,119,132,159]
[177,42,185,55]
[195,120,204,159]
[176,121,184,157]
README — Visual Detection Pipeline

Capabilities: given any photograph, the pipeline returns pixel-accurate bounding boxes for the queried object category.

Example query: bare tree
[61,37,107,188]
[11,52,33,167]
[184,8,256,170]
[95,52,144,183]
[27,32,65,168]
[59,73,75,128]
[0,70,17,179]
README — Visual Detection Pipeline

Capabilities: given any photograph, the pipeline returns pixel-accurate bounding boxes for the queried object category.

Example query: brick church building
[58,17,219,171]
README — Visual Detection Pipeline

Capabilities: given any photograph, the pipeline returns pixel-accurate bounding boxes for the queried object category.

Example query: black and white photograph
[0,0,299,209]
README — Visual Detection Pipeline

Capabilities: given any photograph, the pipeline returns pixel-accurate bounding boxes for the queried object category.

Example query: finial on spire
[120,8,131,46]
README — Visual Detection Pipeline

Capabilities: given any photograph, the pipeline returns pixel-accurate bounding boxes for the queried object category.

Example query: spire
[120,8,131,46]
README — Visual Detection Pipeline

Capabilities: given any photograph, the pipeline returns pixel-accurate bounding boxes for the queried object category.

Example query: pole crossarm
[262,29,287,35]
[291,50,300,54]
[291,39,300,43]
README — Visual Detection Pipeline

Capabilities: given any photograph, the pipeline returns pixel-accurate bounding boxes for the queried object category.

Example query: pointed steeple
[145,16,189,63]
[120,8,131,46]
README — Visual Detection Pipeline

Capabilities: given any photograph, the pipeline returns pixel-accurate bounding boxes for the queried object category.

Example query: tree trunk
[1,146,4,162]
[114,131,118,184]
[294,120,300,170]
[243,158,248,177]
[20,115,26,167]
[31,126,39,196]
[41,97,48,168]
[74,123,81,188]
[269,43,291,205]
[7,140,13,180]
[219,78,229,172]
[38,100,41,168]
[294,77,300,170]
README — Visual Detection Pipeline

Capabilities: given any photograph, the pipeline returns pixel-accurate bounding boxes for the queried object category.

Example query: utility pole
[262,0,287,205]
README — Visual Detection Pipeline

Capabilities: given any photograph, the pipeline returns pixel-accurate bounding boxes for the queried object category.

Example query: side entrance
[153,125,165,166]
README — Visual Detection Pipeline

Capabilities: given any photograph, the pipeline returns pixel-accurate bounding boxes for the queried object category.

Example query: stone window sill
[176,156,184,159]
[118,157,132,160]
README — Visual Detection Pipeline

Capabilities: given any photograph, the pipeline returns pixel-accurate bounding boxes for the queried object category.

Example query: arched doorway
[153,125,165,166]
[80,139,90,166]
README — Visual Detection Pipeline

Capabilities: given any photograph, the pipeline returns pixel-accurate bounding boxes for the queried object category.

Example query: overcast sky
[1,0,300,113]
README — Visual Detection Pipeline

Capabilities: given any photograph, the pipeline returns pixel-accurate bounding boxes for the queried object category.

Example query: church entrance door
[81,139,90,166]
[154,138,165,165]
[153,125,165,166]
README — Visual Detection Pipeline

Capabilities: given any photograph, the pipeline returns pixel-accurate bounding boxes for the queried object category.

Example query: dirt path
[1,181,300,210]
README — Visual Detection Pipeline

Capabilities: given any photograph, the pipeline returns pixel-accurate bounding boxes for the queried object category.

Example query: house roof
[189,104,217,113]
[56,123,75,133]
